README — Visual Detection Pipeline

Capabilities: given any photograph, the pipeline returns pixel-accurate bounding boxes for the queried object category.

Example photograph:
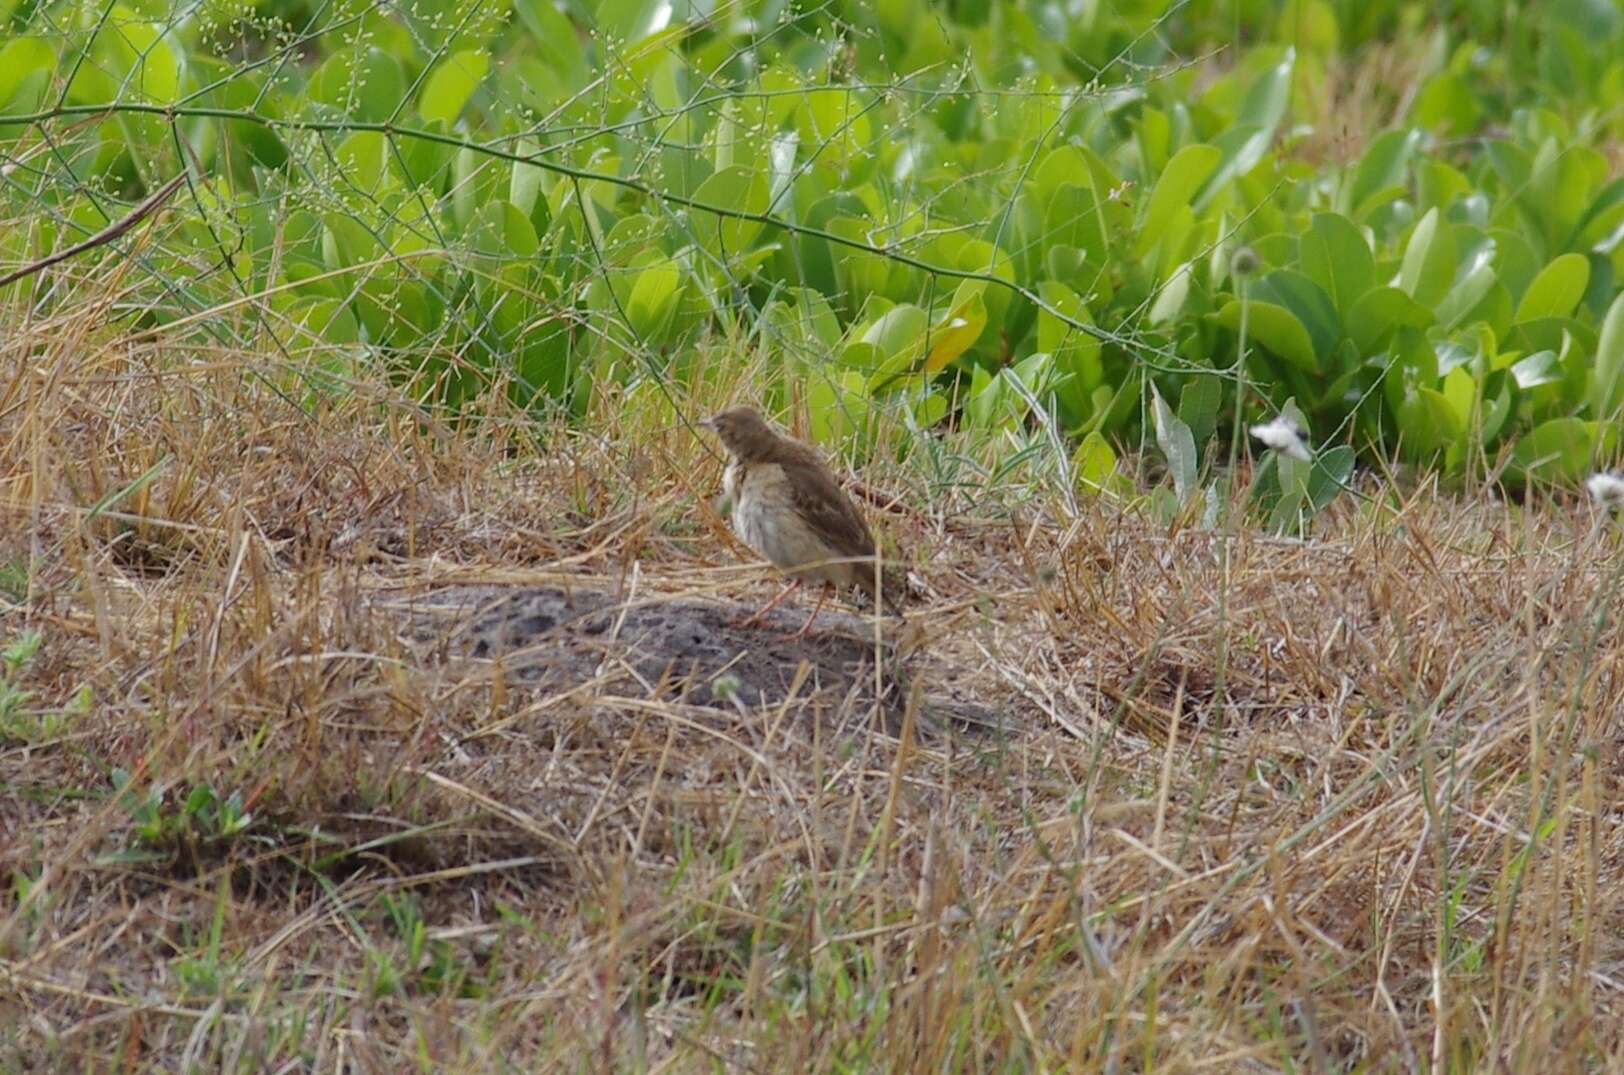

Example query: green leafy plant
[1,0,1621,498]
[365,893,484,999]
[109,772,255,861]
[1,631,91,743]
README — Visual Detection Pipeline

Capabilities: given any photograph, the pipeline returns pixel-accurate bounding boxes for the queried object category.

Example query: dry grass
[3,272,1624,1074]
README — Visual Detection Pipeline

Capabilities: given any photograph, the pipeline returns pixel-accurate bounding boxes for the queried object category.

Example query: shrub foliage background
[2,0,1623,495]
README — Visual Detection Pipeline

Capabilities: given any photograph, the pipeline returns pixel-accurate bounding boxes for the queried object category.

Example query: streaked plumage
[701,407,900,634]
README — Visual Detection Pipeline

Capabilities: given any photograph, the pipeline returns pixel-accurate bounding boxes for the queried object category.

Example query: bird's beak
[697,414,718,431]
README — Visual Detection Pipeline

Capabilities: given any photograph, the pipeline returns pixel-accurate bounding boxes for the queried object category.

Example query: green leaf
[512,317,575,405]
[63,6,180,106]
[1511,350,1562,389]
[861,303,929,361]
[1195,125,1273,211]
[469,201,540,260]
[1237,48,1294,133]
[767,131,799,210]
[1045,183,1108,267]
[1516,253,1590,323]
[690,165,769,256]
[1038,281,1103,416]
[1441,366,1475,427]
[1398,208,1456,309]
[795,87,874,175]
[288,298,358,347]
[1434,251,1497,333]
[120,14,182,103]
[1149,263,1192,325]
[1479,372,1515,445]
[1250,271,1340,364]
[1305,445,1355,515]
[1178,374,1223,447]
[510,139,545,217]
[1073,431,1124,496]
[1138,144,1220,257]
[1347,287,1435,354]
[924,285,988,374]
[451,142,504,227]
[839,341,882,372]
[1151,383,1198,503]
[334,131,391,195]
[624,258,683,341]
[1396,387,1463,457]
[804,369,868,446]
[309,46,406,123]
[1214,300,1319,373]
[0,38,55,110]
[1414,72,1481,134]
[596,0,679,41]
[964,365,1012,430]
[321,214,379,271]
[418,50,489,125]
[1347,128,1421,217]
[1510,418,1611,484]
[1589,291,1624,420]
[514,0,588,88]
[762,288,842,356]
[1299,213,1374,314]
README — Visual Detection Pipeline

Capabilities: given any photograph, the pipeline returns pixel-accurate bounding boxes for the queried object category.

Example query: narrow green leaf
[1178,374,1223,447]
[1149,263,1192,325]
[1435,257,1497,332]
[1398,208,1455,309]
[1348,128,1421,216]
[1138,144,1220,257]
[1151,383,1199,503]
[1237,48,1294,133]
[85,456,173,523]
[1589,291,1624,420]
[510,139,544,216]
[1305,445,1355,515]
[624,259,682,341]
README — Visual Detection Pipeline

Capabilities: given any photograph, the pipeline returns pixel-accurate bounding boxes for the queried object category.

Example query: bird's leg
[777,583,833,642]
[734,578,801,628]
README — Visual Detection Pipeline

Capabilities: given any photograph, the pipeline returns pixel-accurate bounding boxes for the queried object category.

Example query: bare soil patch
[383,581,1007,730]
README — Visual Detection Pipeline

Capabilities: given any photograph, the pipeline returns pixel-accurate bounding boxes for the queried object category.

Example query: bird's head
[700,407,779,459]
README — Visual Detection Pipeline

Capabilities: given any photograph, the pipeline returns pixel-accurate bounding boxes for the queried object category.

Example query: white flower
[1249,414,1311,462]
[1585,471,1624,510]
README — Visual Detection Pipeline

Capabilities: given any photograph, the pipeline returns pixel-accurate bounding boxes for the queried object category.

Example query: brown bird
[700,406,900,639]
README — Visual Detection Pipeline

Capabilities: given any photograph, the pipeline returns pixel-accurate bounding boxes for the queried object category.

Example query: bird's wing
[780,457,876,562]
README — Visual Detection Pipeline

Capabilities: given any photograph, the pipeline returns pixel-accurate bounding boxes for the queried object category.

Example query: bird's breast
[731,463,857,587]
[721,459,744,503]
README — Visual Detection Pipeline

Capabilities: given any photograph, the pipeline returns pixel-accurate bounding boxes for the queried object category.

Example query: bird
[699,406,901,640]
